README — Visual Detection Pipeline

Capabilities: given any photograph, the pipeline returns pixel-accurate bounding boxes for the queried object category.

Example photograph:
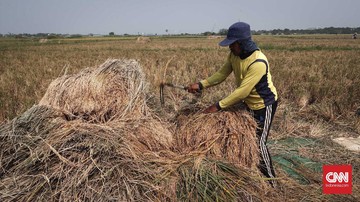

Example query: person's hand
[187,83,200,94]
[203,104,219,114]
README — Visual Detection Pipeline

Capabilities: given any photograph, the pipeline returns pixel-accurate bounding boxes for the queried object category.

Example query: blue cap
[219,22,252,46]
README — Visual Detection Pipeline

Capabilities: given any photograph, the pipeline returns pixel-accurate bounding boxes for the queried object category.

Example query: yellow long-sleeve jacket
[200,50,278,110]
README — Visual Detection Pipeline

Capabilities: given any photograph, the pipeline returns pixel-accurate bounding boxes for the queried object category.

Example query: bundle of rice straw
[174,155,270,201]
[39,59,148,122]
[175,106,260,169]
[0,105,176,201]
[0,59,175,201]
[136,36,151,43]
[38,58,172,147]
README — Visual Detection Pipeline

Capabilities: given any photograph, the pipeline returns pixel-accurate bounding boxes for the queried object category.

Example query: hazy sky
[1,0,359,35]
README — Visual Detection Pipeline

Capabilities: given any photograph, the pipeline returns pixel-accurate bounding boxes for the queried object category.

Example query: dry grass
[39,59,149,122]
[1,35,360,201]
[0,60,176,201]
[0,59,273,201]
[174,105,259,169]
[0,105,176,201]
[136,36,151,43]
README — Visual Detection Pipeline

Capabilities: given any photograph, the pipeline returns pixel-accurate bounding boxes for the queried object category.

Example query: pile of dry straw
[0,59,273,201]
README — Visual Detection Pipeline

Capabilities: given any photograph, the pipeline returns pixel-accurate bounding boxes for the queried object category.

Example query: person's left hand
[203,104,219,113]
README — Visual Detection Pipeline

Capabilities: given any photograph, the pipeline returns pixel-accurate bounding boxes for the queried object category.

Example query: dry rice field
[0,35,360,201]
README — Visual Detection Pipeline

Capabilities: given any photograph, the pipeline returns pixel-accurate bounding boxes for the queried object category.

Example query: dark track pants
[250,101,278,184]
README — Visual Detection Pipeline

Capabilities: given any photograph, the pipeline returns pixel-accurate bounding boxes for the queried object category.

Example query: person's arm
[218,61,266,109]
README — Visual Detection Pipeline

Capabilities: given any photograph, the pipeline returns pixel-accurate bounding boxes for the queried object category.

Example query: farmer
[187,22,278,187]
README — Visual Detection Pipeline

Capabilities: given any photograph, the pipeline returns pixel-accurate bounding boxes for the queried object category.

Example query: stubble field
[0,35,359,201]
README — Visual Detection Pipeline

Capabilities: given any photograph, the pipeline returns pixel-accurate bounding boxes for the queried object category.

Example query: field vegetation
[0,34,359,201]
[1,35,359,130]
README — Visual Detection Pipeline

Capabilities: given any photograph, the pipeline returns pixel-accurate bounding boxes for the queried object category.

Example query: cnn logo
[325,172,349,183]
[323,165,352,194]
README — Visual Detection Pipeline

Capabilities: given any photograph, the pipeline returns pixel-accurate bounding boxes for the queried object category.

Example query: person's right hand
[187,83,200,94]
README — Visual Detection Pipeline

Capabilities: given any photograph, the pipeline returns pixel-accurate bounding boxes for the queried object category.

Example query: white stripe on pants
[259,105,275,178]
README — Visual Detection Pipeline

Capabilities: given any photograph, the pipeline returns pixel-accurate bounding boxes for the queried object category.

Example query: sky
[0,0,359,35]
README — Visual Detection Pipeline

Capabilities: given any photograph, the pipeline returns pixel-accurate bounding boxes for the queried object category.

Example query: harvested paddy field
[0,35,359,201]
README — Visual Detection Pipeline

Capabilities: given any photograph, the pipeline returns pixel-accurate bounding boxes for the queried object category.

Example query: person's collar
[239,49,258,59]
